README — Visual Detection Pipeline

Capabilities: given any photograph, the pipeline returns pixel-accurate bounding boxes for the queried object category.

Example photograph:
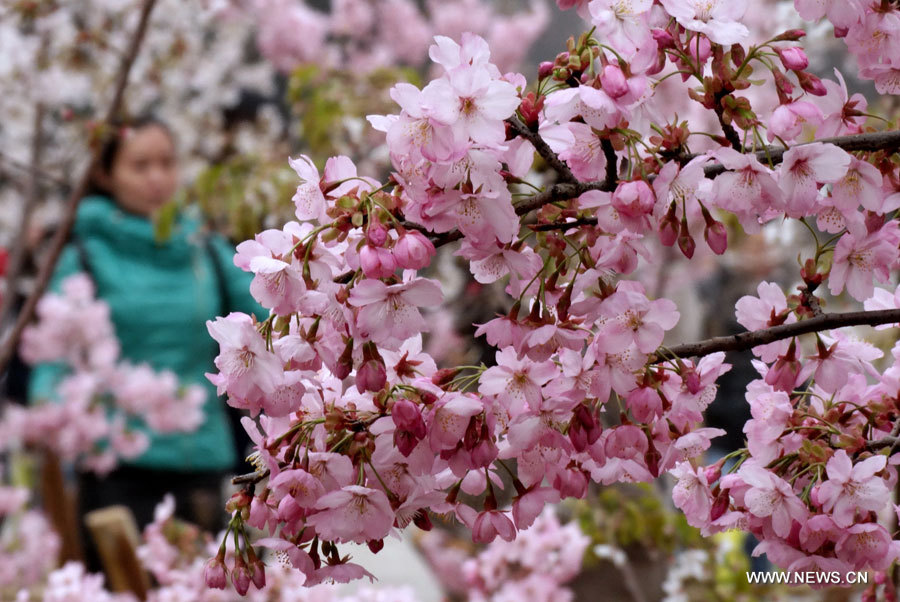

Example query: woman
[28,117,263,548]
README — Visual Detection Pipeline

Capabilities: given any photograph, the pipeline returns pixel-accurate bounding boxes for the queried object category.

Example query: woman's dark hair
[86,115,174,197]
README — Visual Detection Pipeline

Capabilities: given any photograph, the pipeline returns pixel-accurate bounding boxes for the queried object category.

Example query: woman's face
[104,125,178,216]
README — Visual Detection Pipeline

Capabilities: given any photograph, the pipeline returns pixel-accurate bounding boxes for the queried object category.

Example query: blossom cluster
[416,511,588,601]
[192,0,900,594]
[671,281,900,581]
[220,0,549,75]
[792,0,900,94]
[0,465,61,599]
[3,274,204,473]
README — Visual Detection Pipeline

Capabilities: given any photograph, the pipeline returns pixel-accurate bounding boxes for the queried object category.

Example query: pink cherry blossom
[739,462,808,538]
[829,221,900,301]
[660,0,749,45]
[817,450,889,528]
[348,277,443,347]
[307,485,394,543]
[779,142,851,218]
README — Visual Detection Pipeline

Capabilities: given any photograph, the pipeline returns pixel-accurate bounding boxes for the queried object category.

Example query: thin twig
[713,91,742,151]
[601,137,618,185]
[655,308,900,362]
[0,0,158,373]
[506,116,577,184]
[0,152,68,188]
[232,469,269,485]
[703,130,900,177]
[0,104,46,332]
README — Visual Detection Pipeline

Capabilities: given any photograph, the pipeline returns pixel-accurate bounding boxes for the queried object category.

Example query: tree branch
[330,129,900,282]
[658,308,900,361]
[713,92,742,152]
[0,0,158,373]
[506,116,577,184]
[232,469,269,485]
[0,103,45,330]
[703,130,900,178]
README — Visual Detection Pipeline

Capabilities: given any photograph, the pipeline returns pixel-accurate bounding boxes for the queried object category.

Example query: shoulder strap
[203,236,232,315]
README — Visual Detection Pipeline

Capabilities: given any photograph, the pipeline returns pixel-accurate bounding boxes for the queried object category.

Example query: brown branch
[329,129,900,282]
[0,0,158,374]
[866,419,900,452]
[530,216,598,232]
[506,116,577,184]
[523,130,900,233]
[0,104,47,334]
[703,130,900,178]
[713,92,742,152]
[657,308,900,362]
[0,152,68,189]
[601,136,618,185]
[232,469,269,485]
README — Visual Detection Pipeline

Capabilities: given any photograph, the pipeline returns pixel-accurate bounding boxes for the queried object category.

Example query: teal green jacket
[28,195,264,472]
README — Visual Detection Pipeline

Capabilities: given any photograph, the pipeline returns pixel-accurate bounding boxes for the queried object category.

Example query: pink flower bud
[704,464,722,484]
[392,398,426,438]
[677,220,695,259]
[204,555,227,589]
[366,218,388,247]
[776,47,808,71]
[683,368,702,394]
[704,220,728,254]
[687,35,712,65]
[393,230,435,270]
[248,496,270,530]
[359,245,397,279]
[797,71,827,96]
[249,558,266,589]
[552,467,587,499]
[538,61,554,79]
[600,64,629,98]
[710,491,729,521]
[612,180,655,217]
[651,28,675,49]
[232,557,251,596]
[471,437,498,468]
[356,357,387,393]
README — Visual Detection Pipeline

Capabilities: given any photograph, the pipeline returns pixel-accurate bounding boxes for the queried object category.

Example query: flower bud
[366,217,388,247]
[687,35,712,65]
[797,71,827,96]
[651,28,675,49]
[776,47,808,71]
[658,202,679,246]
[601,64,629,98]
[710,491,730,521]
[704,220,728,254]
[356,357,387,393]
[538,61,554,80]
[248,554,266,589]
[333,338,354,380]
[359,245,397,279]
[413,510,433,531]
[392,398,426,439]
[232,557,251,596]
[677,219,695,259]
[204,555,227,590]
[771,29,807,42]
[393,230,435,270]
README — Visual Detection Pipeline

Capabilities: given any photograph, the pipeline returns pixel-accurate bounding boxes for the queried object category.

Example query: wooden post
[84,505,150,600]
